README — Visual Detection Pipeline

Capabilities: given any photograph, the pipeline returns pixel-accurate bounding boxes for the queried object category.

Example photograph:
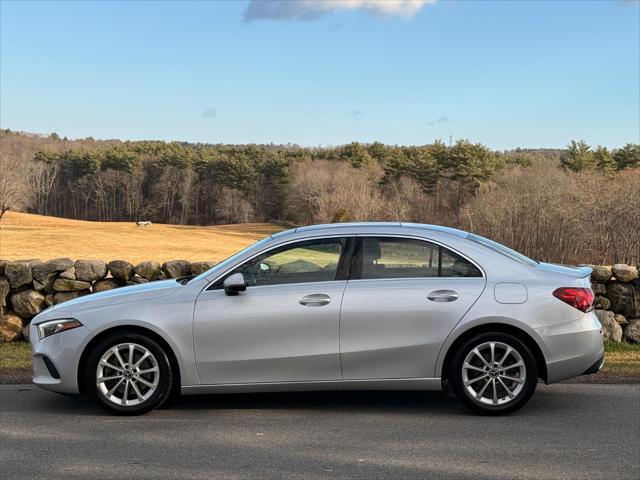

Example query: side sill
[181,378,442,395]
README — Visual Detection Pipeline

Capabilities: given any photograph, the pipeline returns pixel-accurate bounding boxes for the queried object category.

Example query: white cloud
[243,0,436,22]
[427,116,449,125]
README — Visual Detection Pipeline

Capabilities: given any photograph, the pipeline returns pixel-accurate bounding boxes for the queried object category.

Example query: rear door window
[353,237,481,279]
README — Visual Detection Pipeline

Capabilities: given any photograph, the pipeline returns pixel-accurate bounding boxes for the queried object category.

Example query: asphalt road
[1,384,638,480]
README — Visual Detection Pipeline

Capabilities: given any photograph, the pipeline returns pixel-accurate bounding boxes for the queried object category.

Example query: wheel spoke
[133,351,150,368]
[463,362,485,373]
[498,377,515,398]
[138,366,159,375]
[122,379,130,405]
[136,376,154,388]
[501,375,525,384]
[491,378,498,404]
[130,380,144,400]
[97,375,121,383]
[475,378,491,399]
[106,378,124,397]
[504,361,523,370]
[464,374,488,386]
[498,347,512,367]
[490,342,495,364]
[473,348,491,368]
[112,348,126,369]
[128,344,135,365]
[100,359,123,372]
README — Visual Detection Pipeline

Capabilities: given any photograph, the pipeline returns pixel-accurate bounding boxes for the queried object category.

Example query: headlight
[37,319,83,339]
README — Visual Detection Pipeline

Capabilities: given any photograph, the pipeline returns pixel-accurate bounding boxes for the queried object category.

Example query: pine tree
[560,140,596,172]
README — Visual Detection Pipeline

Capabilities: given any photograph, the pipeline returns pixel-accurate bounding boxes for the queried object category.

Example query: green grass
[603,341,640,353]
[0,341,31,369]
[602,341,640,377]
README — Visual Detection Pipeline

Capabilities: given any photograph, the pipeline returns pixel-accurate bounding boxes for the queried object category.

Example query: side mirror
[223,273,246,296]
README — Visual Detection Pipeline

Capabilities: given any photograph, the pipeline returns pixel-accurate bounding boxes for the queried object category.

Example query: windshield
[190,236,274,283]
[467,233,538,267]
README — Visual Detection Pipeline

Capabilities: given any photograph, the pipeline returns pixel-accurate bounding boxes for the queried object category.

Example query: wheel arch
[439,322,548,384]
[76,325,182,395]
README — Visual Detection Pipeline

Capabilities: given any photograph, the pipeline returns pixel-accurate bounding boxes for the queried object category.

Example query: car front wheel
[85,332,173,415]
[450,332,538,415]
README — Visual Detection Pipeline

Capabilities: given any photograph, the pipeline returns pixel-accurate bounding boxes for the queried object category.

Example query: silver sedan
[30,223,604,415]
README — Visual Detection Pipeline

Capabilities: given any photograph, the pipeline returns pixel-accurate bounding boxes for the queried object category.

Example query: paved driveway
[1,383,638,479]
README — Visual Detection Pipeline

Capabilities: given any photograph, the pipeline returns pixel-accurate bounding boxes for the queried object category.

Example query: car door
[193,237,353,385]
[340,236,486,380]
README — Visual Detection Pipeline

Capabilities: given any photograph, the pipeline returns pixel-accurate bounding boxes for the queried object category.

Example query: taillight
[552,287,595,313]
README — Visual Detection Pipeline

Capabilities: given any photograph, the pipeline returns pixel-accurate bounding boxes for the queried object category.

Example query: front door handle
[427,290,459,302]
[299,294,331,307]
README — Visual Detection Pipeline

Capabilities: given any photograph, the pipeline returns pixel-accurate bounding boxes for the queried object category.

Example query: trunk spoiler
[536,263,593,278]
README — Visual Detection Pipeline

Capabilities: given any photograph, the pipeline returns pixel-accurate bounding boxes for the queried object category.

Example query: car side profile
[29,222,604,415]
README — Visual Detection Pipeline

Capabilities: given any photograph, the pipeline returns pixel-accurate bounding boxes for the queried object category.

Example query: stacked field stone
[1,260,638,344]
[0,259,216,342]
[590,264,640,344]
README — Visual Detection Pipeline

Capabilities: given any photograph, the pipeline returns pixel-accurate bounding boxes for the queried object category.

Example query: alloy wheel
[96,343,160,407]
[461,341,527,406]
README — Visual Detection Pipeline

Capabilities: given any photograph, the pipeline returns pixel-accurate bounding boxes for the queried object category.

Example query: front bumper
[30,322,90,394]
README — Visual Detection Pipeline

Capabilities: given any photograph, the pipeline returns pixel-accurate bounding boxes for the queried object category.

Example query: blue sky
[1,0,639,149]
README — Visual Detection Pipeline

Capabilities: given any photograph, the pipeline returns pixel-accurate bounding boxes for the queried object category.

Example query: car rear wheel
[450,332,538,415]
[85,332,173,415]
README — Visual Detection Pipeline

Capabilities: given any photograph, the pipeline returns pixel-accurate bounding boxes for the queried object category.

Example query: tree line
[1,129,638,264]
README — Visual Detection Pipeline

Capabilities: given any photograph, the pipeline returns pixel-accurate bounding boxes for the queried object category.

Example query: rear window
[467,233,538,266]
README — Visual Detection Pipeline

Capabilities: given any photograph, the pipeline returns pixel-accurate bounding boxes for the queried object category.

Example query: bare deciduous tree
[465,162,640,265]
[216,186,255,224]
[286,159,383,224]
[28,161,59,216]
[0,152,29,220]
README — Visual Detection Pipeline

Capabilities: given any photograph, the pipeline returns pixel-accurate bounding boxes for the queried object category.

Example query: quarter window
[232,238,345,287]
[355,237,481,279]
[440,248,482,278]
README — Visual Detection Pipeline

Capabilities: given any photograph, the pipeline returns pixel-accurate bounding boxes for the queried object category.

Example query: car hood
[34,279,181,321]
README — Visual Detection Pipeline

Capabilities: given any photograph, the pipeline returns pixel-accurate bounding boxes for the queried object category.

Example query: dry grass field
[0,211,283,263]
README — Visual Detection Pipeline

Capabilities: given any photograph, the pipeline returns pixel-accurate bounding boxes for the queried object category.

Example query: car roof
[272,222,469,239]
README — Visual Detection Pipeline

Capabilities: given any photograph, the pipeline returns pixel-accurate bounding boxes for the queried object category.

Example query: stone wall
[0,258,216,342]
[1,259,638,344]
[590,264,640,344]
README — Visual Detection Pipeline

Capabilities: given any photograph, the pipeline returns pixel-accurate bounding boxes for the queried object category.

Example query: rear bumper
[581,355,605,376]
[537,311,604,384]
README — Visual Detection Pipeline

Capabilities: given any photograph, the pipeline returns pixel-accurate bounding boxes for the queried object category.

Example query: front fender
[82,318,196,385]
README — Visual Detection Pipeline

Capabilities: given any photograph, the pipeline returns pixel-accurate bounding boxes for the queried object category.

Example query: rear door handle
[299,294,331,306]
[427,290,459,302]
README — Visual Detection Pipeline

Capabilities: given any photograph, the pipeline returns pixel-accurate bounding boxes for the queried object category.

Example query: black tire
[85,332,174,415]
[449,332,538,415]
